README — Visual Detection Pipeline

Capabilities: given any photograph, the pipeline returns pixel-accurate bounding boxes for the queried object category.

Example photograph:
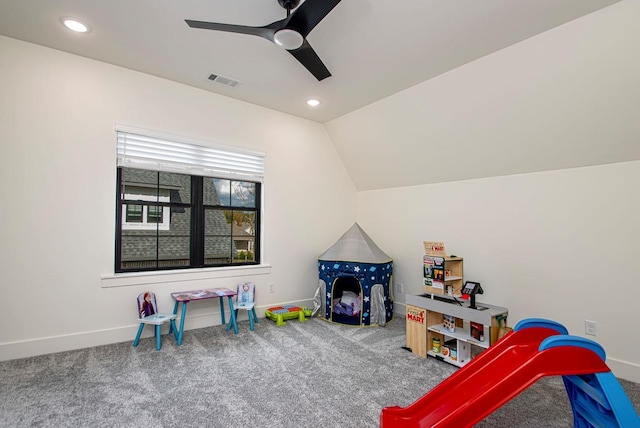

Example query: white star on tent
[354,266,361,273]
[364,296,370,303]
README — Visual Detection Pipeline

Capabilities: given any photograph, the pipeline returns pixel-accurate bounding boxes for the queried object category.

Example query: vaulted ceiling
[0,0,619,123]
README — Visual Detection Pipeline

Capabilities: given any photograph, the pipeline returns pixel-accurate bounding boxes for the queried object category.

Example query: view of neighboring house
[119,168,256,270]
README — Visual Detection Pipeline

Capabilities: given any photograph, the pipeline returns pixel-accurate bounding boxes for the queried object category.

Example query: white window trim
[101,264,272,288]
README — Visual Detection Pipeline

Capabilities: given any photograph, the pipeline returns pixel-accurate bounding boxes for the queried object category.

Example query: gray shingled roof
[121,168,235,264]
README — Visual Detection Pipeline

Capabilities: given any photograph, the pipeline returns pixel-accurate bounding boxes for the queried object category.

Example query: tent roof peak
[318,223,392,264]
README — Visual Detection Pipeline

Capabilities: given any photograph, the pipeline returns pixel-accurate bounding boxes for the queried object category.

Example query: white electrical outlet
[397,283,404,293]
[268,283,275,293]
[585,320,597,336]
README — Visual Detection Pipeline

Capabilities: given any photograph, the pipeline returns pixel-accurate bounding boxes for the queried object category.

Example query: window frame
[115,168,261,273]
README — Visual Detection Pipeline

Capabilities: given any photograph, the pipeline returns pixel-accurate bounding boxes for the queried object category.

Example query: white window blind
[116,129,264,182]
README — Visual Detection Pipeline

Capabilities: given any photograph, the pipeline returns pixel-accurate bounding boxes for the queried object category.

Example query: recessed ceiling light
[307,99,321,107]
[61,17,90,33]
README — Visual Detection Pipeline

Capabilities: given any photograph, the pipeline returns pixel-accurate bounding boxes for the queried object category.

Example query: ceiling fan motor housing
[278,0,301,11]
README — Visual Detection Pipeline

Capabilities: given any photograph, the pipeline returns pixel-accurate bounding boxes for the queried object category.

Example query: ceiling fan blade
[289,40,331,81]
[185,19,280,41]
[287,0,342,37]
[186,1,340,81]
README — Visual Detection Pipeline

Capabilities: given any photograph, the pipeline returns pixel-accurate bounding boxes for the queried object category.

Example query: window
[204,178,258,265]
[147,205,163,223]
[121,176,178,232]
[125,204,143,222]
[115,128,264,273]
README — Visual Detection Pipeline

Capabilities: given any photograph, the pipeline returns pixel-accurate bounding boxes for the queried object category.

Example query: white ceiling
[0,0,620,124]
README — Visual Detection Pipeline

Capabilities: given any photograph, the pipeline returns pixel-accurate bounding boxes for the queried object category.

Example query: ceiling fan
[186,0,342,81]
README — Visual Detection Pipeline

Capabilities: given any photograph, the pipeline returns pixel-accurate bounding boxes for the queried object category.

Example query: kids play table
[171,287,239,345]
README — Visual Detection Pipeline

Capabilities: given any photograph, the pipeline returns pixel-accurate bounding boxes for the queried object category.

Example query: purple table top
[171,287,236,302]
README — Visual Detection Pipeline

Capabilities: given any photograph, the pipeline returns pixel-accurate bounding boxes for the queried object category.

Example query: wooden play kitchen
[405,293,508,367]
[407,243,508,367]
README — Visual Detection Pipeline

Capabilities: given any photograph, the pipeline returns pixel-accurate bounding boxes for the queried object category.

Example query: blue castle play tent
[315,223,393,326]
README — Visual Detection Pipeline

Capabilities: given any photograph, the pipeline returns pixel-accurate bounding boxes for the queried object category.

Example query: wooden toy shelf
[423,256,464,296]
[405,293,508,368]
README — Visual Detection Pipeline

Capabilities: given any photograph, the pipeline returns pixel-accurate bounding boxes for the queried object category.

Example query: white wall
[0,35,357,359]
[358,161,640,382]
[319,0,640,383]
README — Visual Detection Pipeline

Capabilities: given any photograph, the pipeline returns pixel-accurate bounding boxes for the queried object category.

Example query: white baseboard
[607,359,640,384]
[0,325,138,362]
[0,300,313,362]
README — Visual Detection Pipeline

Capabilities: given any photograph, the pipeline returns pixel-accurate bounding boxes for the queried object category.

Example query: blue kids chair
[133,292,178,351]
[228,282,259,332]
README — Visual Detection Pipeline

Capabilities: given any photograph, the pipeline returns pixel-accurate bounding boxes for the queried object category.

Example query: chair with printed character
[227,282,258,332]
[133,291,178,351]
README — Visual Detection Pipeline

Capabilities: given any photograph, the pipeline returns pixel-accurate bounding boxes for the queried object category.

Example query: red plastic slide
[380,324,610,427]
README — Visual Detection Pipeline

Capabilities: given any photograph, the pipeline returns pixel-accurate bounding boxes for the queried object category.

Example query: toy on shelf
[265,305,312,326]
[381,318,640,428]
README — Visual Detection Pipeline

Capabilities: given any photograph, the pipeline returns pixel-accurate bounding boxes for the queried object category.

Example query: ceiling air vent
[208,73,241,88]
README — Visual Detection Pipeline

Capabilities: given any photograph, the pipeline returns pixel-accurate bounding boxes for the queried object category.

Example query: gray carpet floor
[1,317,639,427]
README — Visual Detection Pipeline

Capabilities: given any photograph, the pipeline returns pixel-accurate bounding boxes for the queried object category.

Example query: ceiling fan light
[274,29,303,50]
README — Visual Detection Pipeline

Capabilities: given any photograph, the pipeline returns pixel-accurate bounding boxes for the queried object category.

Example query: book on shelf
[470,321,484,342]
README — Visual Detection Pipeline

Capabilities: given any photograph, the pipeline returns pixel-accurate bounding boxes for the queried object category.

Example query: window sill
[101,264,272,288]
